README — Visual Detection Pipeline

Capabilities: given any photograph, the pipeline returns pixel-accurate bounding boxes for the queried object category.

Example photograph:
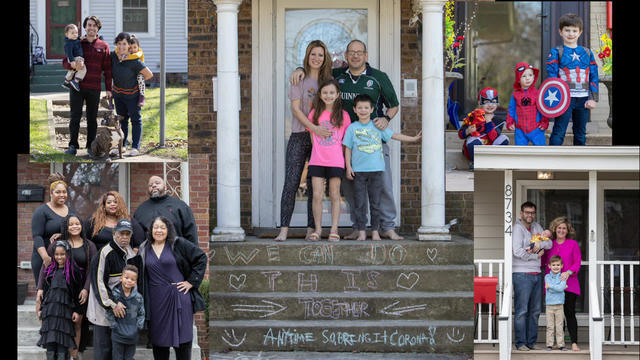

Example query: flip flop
[307,232,320,242]
[328,233,340,242]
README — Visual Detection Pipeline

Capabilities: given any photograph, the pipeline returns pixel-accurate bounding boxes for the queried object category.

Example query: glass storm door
[47,0,81,58]
[275,0,379,227]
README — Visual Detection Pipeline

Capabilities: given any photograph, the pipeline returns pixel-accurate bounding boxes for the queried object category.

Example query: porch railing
[597,260,640,346]
[498,279,513,360]
[474,259,504,344]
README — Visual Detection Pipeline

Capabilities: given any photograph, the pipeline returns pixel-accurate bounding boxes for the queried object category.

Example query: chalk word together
[222,329,247,347]
[299,298,370,319]
[299,245,334,265]
[368,244,407,265]
[232,300,287,318]
[262,328,437,349]
[225,247,260,265]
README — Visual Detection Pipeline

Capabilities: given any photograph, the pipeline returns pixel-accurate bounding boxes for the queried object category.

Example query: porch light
[537,171,554,180]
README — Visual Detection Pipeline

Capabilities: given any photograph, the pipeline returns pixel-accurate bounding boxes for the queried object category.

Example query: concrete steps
[474,343,639,360]
[17,302,201,360]
[30,63,68,93]
[209,237,474,354]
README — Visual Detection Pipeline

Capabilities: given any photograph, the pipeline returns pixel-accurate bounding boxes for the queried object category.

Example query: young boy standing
[545,255,568,351]
[546,13,599,146]
[506,62,549,145]
[343,94,421,241]
[104,265,145,360]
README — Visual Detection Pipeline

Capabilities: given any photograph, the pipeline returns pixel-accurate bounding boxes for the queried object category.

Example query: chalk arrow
[231,300,287,318]
[379,300,427,316]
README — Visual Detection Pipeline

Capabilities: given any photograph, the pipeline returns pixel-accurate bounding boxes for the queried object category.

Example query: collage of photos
[19,1,638,360]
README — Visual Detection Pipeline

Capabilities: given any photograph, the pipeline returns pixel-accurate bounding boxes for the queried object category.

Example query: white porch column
[212,0,245,242]
[417,0,450,241]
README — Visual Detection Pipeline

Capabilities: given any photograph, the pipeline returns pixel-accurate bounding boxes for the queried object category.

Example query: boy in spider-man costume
[458,87,509,169]
[546,13,598,146]
[506,62,549,145]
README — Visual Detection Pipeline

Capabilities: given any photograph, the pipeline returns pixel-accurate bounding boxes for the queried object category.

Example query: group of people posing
[32,174,205,360]
[458,13,599,169]
[275,39,420,242]
[62,15,153,158]
[512,201,583,352]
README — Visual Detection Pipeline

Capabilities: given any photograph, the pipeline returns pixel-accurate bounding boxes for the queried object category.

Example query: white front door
[275,0,379,227]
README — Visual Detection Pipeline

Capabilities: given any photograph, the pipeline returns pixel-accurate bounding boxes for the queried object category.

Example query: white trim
[116,0,157,39]
[475,146,640,172]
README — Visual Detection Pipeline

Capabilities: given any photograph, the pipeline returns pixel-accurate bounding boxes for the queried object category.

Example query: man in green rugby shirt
[291,40,403,240]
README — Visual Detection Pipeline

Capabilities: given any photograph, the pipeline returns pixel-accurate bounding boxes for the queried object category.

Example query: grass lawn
[29,87,188,161]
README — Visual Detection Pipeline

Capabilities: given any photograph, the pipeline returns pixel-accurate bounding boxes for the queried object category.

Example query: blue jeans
[513,272,543,348]
[549,97,589,145]
[114,92,143,150]
[112,340,136,360]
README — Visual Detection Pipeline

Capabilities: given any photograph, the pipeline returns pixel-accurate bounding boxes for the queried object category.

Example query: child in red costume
[506,62,549,145]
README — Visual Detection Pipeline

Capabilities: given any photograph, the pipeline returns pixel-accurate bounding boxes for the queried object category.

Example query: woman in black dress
[31,173,76,284]
[85,190,144,251]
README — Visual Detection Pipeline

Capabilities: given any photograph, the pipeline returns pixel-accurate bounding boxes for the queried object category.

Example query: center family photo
[19,1,636,360]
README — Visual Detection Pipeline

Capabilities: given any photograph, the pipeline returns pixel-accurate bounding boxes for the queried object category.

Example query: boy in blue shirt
[343,94,421,241]
[544,255,568,351]
[546,13,599,145]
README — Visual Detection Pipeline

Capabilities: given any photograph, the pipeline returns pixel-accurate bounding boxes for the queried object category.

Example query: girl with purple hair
[36,241,83,360]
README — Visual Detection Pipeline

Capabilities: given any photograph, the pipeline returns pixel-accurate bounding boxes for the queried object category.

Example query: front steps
[209,236,474,355]
[474,343,640,360]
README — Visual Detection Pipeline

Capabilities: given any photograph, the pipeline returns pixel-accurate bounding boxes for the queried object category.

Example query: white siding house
[29,0,187,75]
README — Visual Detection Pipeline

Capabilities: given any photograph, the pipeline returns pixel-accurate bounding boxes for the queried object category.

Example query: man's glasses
[523,211,536,215]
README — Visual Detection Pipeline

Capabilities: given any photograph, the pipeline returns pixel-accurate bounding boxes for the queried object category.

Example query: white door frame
[251,0,402,228]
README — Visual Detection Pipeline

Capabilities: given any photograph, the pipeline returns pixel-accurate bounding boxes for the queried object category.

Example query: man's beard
[149,190,164,198]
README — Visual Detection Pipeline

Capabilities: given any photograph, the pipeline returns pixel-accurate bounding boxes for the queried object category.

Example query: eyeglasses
[523,211,536,215]
[346,50,366,56]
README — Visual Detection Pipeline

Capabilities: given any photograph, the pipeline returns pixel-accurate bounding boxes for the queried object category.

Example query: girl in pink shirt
[307,79,349,242]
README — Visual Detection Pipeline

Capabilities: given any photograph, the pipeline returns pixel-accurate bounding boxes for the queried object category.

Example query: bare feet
[304,227,314,241]
[572,343,580,352]
[356,230,366,241]
[344,230,359,240]
[371,230,382,241]
[382,229,404,240]
[275,227,288,242]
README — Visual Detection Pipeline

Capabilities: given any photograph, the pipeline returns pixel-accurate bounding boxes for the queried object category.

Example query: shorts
[308,165,344,179]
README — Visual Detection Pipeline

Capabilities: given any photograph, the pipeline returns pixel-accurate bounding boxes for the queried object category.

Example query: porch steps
[209,236,474,355]
[17,302,201,360]
[30,62,68,93]
[474,343,640,360]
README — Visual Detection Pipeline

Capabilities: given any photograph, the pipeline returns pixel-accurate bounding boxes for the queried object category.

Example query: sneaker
[61,81,71,90]
[137,95,145,107]
[87,148,95,158]
[546,346,552,351]
[527,345,540,350]
[517,346,529,351]
[64,145,77,155]
[560,347,568,351]
[70,79,80,91]
[128,148,140,157]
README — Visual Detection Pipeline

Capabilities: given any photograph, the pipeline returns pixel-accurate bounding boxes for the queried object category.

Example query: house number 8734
[505,184,512,234]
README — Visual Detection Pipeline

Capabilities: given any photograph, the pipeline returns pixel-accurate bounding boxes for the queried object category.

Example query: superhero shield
[537,77,570,118]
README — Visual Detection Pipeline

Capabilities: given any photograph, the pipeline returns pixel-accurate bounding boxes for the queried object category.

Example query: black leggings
[564,291,578,344]
[279,132,314,228]
[152,341,192,360]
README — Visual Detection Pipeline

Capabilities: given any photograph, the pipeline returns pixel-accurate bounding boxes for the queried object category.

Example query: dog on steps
[91,97,124,160]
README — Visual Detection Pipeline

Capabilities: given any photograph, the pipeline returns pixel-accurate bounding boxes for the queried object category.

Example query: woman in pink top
[543,216,582,352]
[307,79,349,242]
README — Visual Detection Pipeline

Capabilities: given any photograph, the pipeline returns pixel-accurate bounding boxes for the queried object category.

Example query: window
[123,0,148,33]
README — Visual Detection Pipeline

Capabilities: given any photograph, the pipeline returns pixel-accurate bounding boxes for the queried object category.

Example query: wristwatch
[383,115,391,121]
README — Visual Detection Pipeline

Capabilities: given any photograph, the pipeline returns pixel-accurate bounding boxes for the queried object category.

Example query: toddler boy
[506,62,549,145]
[343,94,421,241]
[104,264,145,360]
[62,24,86,91]
[545,255,568,351]
[547,13,599,146]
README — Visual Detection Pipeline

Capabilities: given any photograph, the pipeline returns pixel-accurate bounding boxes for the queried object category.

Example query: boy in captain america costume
[546,13,598,146]
[506,62,549,145]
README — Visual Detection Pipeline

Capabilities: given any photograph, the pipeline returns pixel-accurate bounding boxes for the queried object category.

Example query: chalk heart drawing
[396,272,420,290]
[426,248,438,263]
[208,248,216,259]
[221,329,247,347]
[229,274,247,291]
[447,328,465,343]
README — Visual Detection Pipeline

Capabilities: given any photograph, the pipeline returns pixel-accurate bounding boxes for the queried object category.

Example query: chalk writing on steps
[396,272,420,290]
[446,328,465,343]
[222,329,247,347]
[426,248,438,263]
[297,272,318,292]
[367,271,381,289]
[341,269,361,292]
[229,273,247,291]
[232,300,287,318]
[379,300,427,316]
[225,247,260,265]
[261,328,438,349]
[368,244,407,265]
[299,245,334,265]
[299,298,370,319]
[266,246,280,262]
[261,271,282,291]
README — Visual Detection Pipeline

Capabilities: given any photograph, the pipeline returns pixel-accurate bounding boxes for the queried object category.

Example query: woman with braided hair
[85,190,145,251]
[31,174,77,284]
